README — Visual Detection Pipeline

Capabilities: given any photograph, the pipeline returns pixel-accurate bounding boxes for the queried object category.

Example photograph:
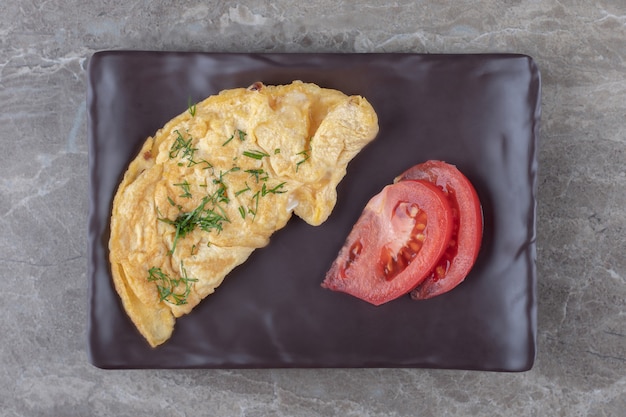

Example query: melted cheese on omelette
[109,81,378,347]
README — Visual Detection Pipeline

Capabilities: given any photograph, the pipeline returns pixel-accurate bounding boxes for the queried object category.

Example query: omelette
[109,81,379,347]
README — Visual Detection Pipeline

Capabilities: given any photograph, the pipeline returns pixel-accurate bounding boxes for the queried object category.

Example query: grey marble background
[1,0,624,416]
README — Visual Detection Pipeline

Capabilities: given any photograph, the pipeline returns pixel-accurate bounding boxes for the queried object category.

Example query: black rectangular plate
[87,52,540,370]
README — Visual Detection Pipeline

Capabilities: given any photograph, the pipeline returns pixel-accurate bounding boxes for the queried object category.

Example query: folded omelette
[109,81,379,347]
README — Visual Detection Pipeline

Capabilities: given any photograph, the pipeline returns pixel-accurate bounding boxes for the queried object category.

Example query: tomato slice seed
[423,188,461,283]
[408,240,420,252]
[379,204,430,281]
[341,240,364,275]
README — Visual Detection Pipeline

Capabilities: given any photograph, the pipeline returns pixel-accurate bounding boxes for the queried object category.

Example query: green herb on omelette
[147,261,198,306]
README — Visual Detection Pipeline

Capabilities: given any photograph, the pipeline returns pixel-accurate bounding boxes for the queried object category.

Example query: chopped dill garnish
[249,191,260,220]
[169,130,206,167]
[173,180,192,198]
[222,133,235,146]
[147,261,198,306]
[235,182,251,196]
[158,194,230,254]
[169,130,196,160]
[188,97,197,117]
[295,148,311,172]
[223,129,247,146]
[210,166,240,204]
[243,149,269,160]
[211,182,230,204]
[244,168,267,183]
[222,166,241,176]
[261,182,287,196]
[188,158,213,170]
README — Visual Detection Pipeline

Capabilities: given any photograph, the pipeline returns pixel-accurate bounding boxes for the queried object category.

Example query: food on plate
[322,160,482,305]
[395,160,483,299]
[321,179,454,305]
[109,81,379,346]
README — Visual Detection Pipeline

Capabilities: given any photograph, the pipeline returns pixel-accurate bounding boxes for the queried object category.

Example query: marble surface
[1,0,624,415]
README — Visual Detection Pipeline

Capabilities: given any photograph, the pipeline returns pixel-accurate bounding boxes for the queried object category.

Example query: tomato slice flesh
[322,180,453,306]
[395,160,483,299]
[378,202,429,281]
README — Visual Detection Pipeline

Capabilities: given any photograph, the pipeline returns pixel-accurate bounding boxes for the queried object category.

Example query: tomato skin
[322,180,454,306]
[395,160,483,299]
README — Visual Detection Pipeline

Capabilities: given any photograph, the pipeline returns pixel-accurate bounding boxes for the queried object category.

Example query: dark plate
[87,52,540,370]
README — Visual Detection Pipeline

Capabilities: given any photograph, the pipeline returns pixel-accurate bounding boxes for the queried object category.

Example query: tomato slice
[395,160,483,299]
[322,180,454,306]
